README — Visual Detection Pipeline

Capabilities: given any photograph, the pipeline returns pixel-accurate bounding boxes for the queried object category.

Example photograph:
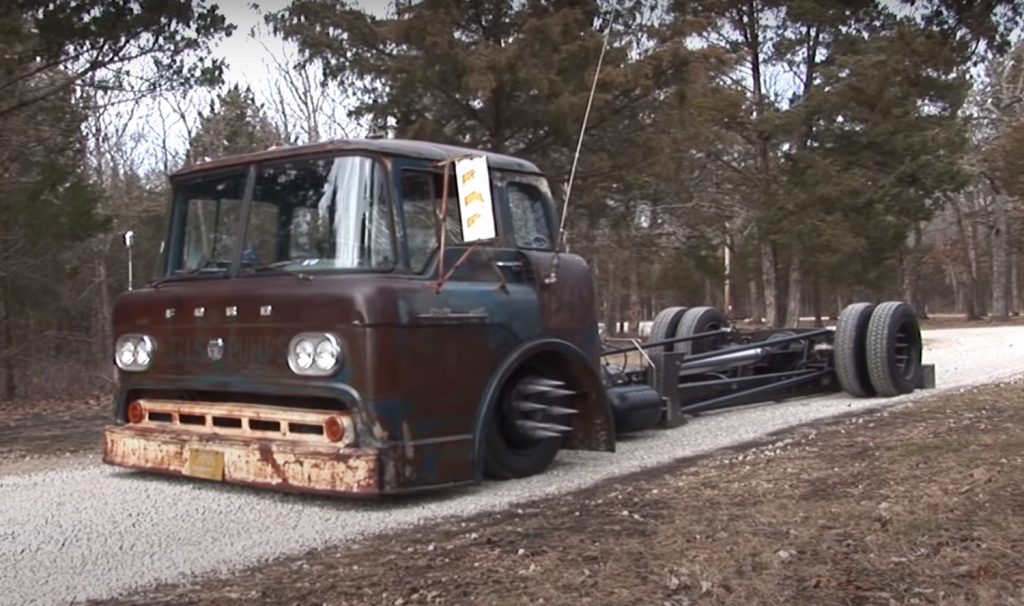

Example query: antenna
[545,13,615,285]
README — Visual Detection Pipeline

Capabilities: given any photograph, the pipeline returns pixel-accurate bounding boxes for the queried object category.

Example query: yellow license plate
[186,448,224,481]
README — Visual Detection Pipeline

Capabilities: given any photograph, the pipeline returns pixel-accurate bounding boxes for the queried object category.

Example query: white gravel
[2,326,1022,605]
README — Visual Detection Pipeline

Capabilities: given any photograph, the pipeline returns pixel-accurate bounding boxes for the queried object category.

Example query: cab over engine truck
[104,139,930,496]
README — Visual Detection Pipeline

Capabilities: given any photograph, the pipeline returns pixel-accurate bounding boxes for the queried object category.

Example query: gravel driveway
[2,327,1021,606]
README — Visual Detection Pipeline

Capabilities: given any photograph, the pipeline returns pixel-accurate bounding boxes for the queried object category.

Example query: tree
[0,0,232,400]
[0,0,233,119]
[0,84,106,399]
[188,85,284,162]
[665,0,1003,326]
[976,43,1024,317]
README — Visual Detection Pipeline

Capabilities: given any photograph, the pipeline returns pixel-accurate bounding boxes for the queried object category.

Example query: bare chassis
[601,326,934,428]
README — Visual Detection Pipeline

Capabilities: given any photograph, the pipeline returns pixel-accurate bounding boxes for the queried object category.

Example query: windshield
[161,155,394,280]
[165,170,248,277]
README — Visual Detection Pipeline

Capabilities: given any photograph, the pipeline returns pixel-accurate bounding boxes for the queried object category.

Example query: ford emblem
[207,338,224,361]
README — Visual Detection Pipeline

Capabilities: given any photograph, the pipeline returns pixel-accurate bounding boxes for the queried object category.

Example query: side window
[507,182,553,250]
[400,170,463,271]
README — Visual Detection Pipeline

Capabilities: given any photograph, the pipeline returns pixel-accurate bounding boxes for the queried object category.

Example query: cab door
[379,158,545,488]
[499,175,601,362]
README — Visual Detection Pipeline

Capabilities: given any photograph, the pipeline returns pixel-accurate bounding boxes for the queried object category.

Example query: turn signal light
[324,416,346,443]
[126,401,145,424]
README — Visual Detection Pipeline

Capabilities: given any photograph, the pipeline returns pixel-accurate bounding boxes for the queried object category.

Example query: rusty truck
[104,138,929,496]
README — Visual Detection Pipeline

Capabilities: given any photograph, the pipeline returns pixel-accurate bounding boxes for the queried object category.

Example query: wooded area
[0,0,1021,400]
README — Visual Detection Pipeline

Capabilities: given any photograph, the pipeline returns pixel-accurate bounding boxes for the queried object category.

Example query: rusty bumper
[103,425,381,496]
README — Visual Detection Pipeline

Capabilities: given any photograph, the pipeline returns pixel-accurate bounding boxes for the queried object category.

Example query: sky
[212,0,390,90]
[122,1,392,170]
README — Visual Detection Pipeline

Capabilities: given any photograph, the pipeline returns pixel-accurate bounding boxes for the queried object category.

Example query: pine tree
[188,85,285,162]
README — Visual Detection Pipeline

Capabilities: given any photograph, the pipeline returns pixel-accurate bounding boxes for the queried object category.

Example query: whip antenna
[545,14,614,284]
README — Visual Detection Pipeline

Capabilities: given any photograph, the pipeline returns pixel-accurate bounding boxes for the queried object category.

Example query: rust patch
[104,425,380,495]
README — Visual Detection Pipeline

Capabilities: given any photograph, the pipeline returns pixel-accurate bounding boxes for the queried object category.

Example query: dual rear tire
[647,306,728,355]
[835,302,923,397]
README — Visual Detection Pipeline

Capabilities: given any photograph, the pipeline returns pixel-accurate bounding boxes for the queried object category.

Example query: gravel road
[2,327,1022,606]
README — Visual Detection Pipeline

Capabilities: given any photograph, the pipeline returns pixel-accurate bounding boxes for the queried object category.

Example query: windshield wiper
[150,262,229,288]
[247,261,314,281]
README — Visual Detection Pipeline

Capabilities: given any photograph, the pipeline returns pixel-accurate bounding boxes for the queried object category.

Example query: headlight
[114,334,156,372]
[288,333,342,376]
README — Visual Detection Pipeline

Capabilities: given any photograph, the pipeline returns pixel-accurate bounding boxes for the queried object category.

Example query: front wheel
[483,372,571,480]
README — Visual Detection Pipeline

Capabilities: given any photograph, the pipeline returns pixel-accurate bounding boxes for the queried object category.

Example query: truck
[104,138,930,496]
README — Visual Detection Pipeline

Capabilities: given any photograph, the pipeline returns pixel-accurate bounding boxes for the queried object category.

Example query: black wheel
[647,306,688,353]
[834,303,876,397]
[483,372,566,480]
[866,301,923,397]
[675,306,728,355]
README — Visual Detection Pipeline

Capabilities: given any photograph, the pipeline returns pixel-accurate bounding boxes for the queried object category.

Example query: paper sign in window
[454,156,497,242]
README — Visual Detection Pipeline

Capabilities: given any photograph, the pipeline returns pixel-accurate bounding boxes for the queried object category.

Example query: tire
[647,306,688,353]
[834,303,876,397]
[866,301,923,397]
[675,306,728,355]
[483,372,562,480]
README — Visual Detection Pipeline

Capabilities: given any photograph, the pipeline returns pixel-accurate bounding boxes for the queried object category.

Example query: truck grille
[129,399,354,446]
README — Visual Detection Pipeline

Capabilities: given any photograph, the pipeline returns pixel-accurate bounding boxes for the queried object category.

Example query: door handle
[495,260,523,271]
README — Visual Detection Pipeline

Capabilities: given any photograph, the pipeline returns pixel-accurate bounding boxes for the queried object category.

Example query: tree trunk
[1,281,14,401]
[628,244,641,334]
[991,192,1009,318]
[950,197,980,319]
[902,223,929,319]
[603,256,616,336]
[812,276,823,327]
[95,252,114,378]
[723,236,732,317]
[1012,247,1019,315]
[748,275,763,323]
[785,251,802,328]
[761,241,779,327]
[945,260,961,314]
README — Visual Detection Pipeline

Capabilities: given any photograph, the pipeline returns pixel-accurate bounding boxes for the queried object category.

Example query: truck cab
[104,139,616,496]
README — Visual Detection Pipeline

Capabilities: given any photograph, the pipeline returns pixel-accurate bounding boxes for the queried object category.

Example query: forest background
[1,0,1022,400]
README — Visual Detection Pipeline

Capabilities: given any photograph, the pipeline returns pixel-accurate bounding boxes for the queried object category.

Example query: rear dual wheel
[675,306,728,355]
[835,301,922,397]
[646,306,728,355]
[648,307,688,353]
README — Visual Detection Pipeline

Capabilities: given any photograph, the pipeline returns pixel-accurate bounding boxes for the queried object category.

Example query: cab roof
[171,138,543,178]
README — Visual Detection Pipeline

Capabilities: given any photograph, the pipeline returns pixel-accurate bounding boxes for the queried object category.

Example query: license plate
[186,448,224,481]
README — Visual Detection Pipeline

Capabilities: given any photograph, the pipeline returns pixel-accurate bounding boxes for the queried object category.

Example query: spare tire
[647,306,688,353]
[834,302,876,397]
[675,306,728,355]
[866,301,923,397]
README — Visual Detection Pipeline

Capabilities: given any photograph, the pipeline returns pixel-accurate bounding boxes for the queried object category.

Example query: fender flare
[472,338,616,480]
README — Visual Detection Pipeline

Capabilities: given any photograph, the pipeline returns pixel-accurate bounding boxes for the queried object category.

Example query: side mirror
[123,230,135,291]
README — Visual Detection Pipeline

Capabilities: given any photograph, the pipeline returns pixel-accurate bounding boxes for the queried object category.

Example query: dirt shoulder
[97,380,1024,606]
[0,394,108,472]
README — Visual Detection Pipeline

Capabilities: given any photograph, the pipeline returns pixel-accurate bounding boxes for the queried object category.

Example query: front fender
[472,338,615,480]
